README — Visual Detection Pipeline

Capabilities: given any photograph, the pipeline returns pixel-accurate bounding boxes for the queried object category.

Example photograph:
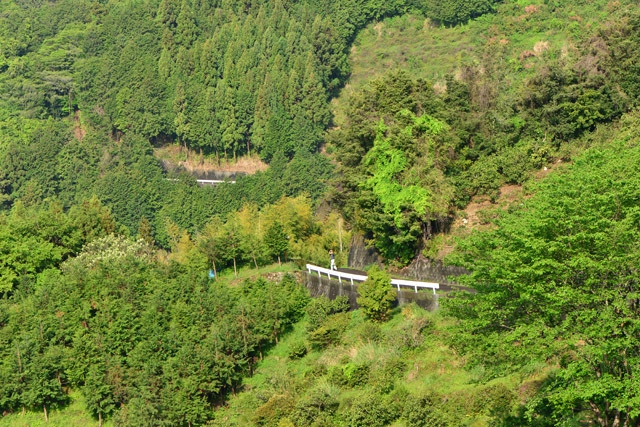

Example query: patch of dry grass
[154,145,268,175]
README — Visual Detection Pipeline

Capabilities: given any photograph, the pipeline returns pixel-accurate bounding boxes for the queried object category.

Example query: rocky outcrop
[348,234,469,286]
[391,253,469,287]
[347,233,382,269]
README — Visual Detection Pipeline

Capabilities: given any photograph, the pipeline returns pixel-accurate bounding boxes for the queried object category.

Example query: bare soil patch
[73,111,86,142]
[154,145,268,175]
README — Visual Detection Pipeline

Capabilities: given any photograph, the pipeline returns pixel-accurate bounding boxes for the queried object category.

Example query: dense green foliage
[331,72,455,262]
[0,0,423,161]
[0,124,334,247]
[421,0,501,26]
[0,198,115,293]
[0,0,418,244]
[356,266,396,322]
[0,227,309,424]
[447,139,640,425]
[332,2,640,263]
[0,193,349,423]
[214,305,524,426]
[5,0,640,425]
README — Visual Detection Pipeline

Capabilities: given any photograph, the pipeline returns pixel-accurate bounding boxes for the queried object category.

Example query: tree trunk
[16,344,22,372]
[338,219,343,253]
[247,140,250,157]
[216,149,220,166]
[98,411,102,427]
[252,253,258,269]
[43,404,48,422]
[277,255,281,266]
[234,150,237,163]
[233,257,237,278]
[212,260,217,280]
[224,149,227,164]
[199,147,203,165]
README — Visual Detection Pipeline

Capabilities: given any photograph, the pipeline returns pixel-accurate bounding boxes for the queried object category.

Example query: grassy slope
[212,305,545,426]
[332,0,617,126]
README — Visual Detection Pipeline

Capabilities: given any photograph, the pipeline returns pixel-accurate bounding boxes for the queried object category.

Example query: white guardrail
[305,264,439,295]
[166,178,236,184]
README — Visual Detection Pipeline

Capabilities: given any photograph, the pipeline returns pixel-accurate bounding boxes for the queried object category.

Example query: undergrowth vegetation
[331,0,640,263]
[213,303,532,426]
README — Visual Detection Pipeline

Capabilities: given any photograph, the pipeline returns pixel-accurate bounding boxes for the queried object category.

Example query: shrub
[253,394,296,426]
[288,341,308,360]
[341,362,371,387]
[308,312,351,349]
[290,383,340,427]
[356,266,396,322]
[386,315,433,349]
[346,391,399,427]
[370,357,407,393]
[478,383,517,418]
[306,296,349,333]
[355,321,384,343]
[402,395,448,427]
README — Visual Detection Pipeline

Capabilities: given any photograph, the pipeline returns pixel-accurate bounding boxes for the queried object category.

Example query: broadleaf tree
[446,142,640,425]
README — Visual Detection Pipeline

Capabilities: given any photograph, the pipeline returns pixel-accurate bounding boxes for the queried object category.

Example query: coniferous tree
[264,221,288,265]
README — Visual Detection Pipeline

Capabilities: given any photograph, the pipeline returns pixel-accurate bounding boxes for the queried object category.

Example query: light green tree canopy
[447,141,640,425]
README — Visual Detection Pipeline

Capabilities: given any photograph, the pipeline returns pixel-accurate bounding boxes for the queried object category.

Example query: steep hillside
[215,111,640,426]
[329,0,640,264]
[3,0,640,425]
[213,303,532,427]
[334,0,621,123]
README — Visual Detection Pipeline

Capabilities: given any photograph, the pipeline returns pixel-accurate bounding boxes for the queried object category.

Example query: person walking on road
[329,249,337,271]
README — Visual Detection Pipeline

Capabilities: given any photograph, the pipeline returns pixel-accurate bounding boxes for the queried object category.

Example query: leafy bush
[370,357,407,393]
[306,296,350,333]
[480,383,517,418]
[402,394,448,427]
[308,312,351,349]
[290,382,340,427]
[357,266,396,322]
[253,394,296,426]
[288,341,308,360]
[354,321,384,343]
[346,391,400,427]
[342,362,371,387]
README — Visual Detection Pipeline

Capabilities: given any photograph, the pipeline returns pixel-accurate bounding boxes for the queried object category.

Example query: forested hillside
[3,0,640,425]
[331,1,640,261]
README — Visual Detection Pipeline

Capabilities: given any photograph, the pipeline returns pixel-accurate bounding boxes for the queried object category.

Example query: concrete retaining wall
[305,273,439,312]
